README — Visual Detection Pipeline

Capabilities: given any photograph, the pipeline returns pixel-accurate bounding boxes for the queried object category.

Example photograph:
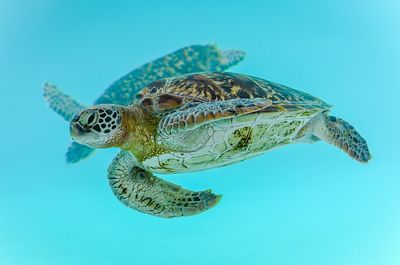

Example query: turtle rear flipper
[108,151,221,218]
[311,114,371,163]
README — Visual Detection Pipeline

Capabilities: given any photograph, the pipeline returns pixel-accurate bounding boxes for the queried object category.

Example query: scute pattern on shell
[138,72,331,114]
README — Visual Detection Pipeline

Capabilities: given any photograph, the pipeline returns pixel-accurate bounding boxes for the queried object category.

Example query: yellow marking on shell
[230,85,241,95]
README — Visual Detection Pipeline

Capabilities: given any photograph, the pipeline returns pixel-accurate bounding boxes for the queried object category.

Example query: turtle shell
[136,72,331,115]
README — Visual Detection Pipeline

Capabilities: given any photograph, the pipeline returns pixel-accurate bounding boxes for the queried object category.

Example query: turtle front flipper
[218,49,246,70]
[158,98,272,136]
[95,45,245,105]
[108,151,221,218]
[43,82,85,121]
[43,83,95,163]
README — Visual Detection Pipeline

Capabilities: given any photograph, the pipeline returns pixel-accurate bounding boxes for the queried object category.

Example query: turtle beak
[70,120,85,139]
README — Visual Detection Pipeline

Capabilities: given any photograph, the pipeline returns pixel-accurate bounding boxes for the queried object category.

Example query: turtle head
[70,104,125,148]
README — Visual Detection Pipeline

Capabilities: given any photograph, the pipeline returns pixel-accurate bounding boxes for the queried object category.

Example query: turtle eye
[87,112,97,126]
[79,111,98,127]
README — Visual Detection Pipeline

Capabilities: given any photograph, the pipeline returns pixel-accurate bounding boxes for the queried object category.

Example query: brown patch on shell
[156,94,183,111]
[140,94,184,114]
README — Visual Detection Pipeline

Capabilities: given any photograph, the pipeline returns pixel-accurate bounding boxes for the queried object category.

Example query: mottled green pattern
[95,45,245,105]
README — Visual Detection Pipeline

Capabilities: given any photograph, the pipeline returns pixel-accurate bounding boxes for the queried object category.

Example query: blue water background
[1,1,399,264]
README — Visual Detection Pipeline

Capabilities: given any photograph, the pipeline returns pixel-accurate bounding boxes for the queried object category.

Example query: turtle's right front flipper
[108,151,221,218]
[65,142,95,164]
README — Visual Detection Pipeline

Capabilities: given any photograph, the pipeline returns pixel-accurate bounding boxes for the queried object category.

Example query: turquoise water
[1,1,400,264]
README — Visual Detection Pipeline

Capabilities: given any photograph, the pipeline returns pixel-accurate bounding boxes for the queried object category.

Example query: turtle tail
[312,114,371,163]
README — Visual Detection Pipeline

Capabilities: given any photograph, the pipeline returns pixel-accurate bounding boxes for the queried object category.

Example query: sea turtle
[70,72,371,218]
[43,44,245,163]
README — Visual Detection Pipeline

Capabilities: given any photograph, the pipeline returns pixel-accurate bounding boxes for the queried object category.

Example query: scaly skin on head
[70,104,127,148]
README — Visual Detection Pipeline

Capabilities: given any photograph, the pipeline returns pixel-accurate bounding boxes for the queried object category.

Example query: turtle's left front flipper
[43,83,96,163]
[43,82,85,121]
[108,151,221,218]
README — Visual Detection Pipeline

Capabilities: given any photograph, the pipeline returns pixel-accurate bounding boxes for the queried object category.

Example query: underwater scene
[1,1,399,264]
